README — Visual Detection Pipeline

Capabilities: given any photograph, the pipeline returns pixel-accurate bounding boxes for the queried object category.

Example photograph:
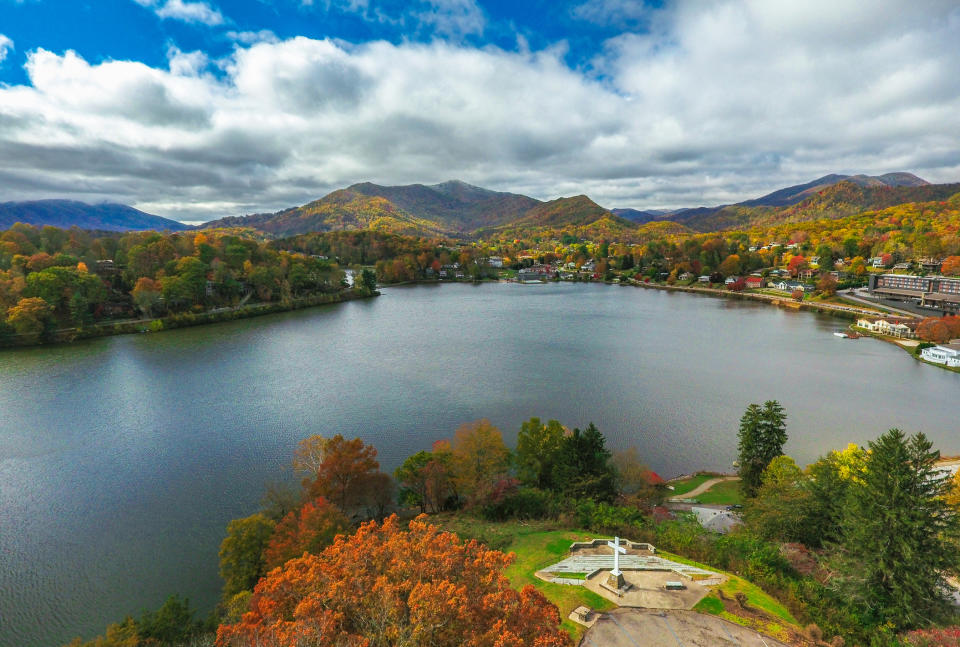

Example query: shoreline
[1,289,378,350]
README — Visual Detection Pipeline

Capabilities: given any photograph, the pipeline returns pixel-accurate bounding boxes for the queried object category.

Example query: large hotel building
[868,274,960,314]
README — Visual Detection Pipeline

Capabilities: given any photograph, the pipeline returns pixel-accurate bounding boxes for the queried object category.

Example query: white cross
[607,536,626,576]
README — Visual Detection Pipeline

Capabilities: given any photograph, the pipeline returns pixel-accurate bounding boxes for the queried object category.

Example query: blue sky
[0,0,958,221]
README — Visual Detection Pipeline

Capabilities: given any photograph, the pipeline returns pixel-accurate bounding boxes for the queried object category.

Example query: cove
[1,281,957,646]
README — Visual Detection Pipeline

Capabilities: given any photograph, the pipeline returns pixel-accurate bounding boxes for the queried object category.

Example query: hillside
[739,172,928,208]
[0,200,190,232]
[661,178,959,233]
[203,189,451,238]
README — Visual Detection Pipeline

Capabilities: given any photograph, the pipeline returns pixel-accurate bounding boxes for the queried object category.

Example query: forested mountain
[204,184,627,239]
[348,180,540,230]
[636,178,959,233]
[0,200,190,232]
[739,172,929,208]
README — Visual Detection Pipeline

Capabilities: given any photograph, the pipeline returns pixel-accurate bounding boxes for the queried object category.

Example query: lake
[1,282,958,646]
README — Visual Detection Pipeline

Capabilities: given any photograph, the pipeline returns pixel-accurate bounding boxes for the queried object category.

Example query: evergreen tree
[834,429,960,631]
[552,423,617,502]
[737,400,788,497]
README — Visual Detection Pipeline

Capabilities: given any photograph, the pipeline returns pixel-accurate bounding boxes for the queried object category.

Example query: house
[774,280,810,292]
[745,276,765,289]
[920,343,960,367]
[580,260,596,273]
[798,268,817,281]
[724,276,739,285]
[678,272,695,281]
[893,262,911,271]
[487,256,504,268]
[698,275,711,283]
[870,257,884,268]
[857,318,917,338]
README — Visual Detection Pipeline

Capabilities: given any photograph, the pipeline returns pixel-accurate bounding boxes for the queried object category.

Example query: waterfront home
[724,276,739,285]
[698,275,711,283]
[488,256,504,268]
[679,272,695,281]
[774,280,811,292]
[581,260,596,273]
[745,276,765,289]
[920,343,960,367]
[856,318,916,338]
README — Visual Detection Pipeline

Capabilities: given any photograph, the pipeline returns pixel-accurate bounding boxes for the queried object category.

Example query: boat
[833,331,861,339]
[834,332,849,338]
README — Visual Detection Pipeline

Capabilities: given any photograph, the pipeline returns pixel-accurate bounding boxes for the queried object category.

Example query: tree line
[0,224,357,343]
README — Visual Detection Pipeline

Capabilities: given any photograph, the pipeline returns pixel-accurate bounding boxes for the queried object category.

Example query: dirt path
[671,476,739,500]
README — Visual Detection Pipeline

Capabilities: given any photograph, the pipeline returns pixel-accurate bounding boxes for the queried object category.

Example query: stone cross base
[605,571,625,590]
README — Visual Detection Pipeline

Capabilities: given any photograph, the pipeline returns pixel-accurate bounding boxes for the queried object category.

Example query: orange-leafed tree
[916,317,952,344]
[216,515,571,647]
[304,434,383,511]
[262,497,350,570]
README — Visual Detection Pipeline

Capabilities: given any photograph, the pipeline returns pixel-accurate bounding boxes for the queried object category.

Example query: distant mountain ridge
[0,199,190,232]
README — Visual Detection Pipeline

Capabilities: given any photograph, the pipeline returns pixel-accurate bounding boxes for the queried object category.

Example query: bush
[479,487,561,521]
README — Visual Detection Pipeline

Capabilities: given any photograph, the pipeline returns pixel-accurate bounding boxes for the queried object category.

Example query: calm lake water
[2,282,958,646]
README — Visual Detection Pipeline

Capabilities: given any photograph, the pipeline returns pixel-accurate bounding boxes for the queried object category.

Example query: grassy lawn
[695,479,743,505]
[433,516,615,642]
[662,550,799,641]
[666,472,723,497]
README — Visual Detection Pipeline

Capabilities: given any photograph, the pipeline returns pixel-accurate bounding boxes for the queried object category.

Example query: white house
[488,256,504,268]
[921,344,960,367]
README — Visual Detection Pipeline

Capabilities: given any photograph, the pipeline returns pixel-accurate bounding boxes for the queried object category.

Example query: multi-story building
[868,274,960,314]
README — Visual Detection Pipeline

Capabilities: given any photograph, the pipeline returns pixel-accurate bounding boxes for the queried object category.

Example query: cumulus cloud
[0,34,13,63]
[0,0,959,220]
[134,0,225,26]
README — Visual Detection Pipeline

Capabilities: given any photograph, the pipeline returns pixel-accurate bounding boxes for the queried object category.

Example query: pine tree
[834,429,960,630]
[737,400,788,497]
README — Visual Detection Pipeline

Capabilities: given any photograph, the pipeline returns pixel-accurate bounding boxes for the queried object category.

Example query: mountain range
[0,199,190,232]
[4,172,959,240]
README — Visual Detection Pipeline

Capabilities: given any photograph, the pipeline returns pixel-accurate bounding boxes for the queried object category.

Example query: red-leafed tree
[216,515,571,647]
[941,256,960,277]
[262,497,350,570]
[787,255,808,277]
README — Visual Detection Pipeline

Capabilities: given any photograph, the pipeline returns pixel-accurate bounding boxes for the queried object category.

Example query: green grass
[666,473,722,497]
[695,480,743,505]
[661,550,797,627]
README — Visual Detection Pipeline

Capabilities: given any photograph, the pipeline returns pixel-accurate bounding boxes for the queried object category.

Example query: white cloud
[226,29,280,45]
[0,1,959,220]
[0,34,13,64]
[134,0,225,26]
[571,0,650,28]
